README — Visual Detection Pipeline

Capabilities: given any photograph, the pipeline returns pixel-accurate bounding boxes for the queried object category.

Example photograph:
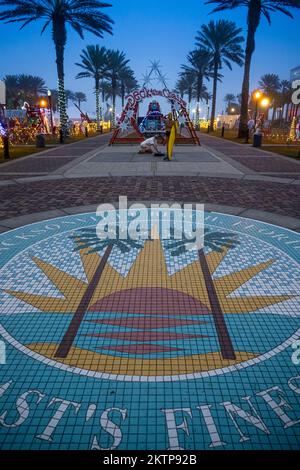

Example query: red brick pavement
[228,156,300,173]
[0,176,299,221]
[199,133,300,174]
[0,133,110,176]
[0,156,77,173]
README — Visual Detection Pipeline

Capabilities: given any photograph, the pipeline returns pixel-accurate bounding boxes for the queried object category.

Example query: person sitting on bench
[138,135,164,155]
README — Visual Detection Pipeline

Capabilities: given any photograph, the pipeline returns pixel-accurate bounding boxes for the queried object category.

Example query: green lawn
[0,145,47,162]
[199,129,300,160]
[262,146,300,159]
[0,131,104,164]
[200,128,247,144]
[203,128,292,146]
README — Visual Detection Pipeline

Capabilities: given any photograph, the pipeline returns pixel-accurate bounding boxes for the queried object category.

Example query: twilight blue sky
[0,0,299,118]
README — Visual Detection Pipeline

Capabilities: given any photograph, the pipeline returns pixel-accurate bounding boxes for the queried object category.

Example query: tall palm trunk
[238,1,261,138]
[271,105,276,123]
[121,82,125,108]
[53,23,68,136]
[285,103,290,122]
[55,244,113,358]
[188,87,192,111]
[198,248,236,360]
[210,61,218,130]
[112,86,116,127]
[95,78,100,130]
[196,74,203,130]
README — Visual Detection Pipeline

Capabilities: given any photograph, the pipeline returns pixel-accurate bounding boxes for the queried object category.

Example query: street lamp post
[47,90,54,135]
[253,90,262,128]
[260,97,270,125]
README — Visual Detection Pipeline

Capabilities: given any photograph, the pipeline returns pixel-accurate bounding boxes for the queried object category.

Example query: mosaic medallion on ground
[0,210,299,450]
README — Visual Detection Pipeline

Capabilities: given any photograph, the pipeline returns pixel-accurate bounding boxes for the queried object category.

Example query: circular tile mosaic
[0,211,299,450]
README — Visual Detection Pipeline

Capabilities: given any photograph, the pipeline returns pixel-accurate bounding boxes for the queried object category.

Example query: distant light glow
[261,98,270,107]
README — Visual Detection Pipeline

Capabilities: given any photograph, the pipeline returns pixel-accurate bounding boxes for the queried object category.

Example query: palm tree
[175,77,187,99]
[55,226,143,358]
[279,80,293,123]
[3,75,20,107]
[259,73,281,121]
[105,49,130,126]
[100,80,113,103]
[179,71,197,108]
[224,93,235,113]
[73,92,87,109]
[65,90,75,109]
[198,85,212,105]
[119,67,138,108]
[18,74,48,102]
[206,1,300,138]
[76,45,108,128]
[182,48,213,128]
[166,228,240,360]
[196,20,244,129]
[236,93,242,106]
[0,1,113,136]
[3,74,47,106]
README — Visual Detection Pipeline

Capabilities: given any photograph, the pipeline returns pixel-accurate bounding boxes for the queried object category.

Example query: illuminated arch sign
[126,88,187,109]
[109,87,199,145]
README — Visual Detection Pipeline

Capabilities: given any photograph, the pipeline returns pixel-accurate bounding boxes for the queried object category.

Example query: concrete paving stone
[89,153,137,162]
[203,203,245,215]
[15,175,66,183]
[62,204,99,215]
[0,180,17,186]
[0,209,68,228]
[156,162,242,175]
[243,174,294,184]
[40,147,93,156]
[239,208,300,229]
[196,172,244,180]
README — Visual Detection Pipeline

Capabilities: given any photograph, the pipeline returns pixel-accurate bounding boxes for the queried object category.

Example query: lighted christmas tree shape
[141,60,169,88]
[287,116,297,143]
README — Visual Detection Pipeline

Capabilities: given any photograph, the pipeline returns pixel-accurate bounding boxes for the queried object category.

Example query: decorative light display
[119,120,129,132]
[0,122,6,137]
[58,78,68,135]
[178,114,186,126]
[287,116,297,142]
[95,88,101,130]
[0,122,6,149]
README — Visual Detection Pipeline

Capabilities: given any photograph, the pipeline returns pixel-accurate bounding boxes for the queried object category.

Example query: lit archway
[109,87,200,146]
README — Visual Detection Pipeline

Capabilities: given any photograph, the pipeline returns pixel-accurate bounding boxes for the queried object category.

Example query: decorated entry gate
[109,87,200,146]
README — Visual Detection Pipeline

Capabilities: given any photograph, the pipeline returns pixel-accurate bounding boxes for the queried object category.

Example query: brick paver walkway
[0,133,110,177]
[199,133,300,176]
[0,176,299,222]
